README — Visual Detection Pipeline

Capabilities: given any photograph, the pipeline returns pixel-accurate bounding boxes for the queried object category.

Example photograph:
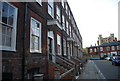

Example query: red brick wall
[48,62,56,79]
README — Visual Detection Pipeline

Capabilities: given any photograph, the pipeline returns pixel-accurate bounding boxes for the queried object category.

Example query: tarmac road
[93,60,120,79]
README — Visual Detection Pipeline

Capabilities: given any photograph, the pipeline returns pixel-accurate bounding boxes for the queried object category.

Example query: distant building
[97,34,117,45]
[88,41,120,59]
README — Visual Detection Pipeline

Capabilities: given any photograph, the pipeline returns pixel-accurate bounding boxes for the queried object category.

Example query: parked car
[89,57,100,60]
[112,56,120,66]
[104,56,113,61]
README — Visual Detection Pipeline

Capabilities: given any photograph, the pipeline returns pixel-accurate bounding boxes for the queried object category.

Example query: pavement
[77,60,106,79]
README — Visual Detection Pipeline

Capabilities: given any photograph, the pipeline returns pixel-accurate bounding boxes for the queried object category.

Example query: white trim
[48,0,54,18]
[0,2,18,51]
[48,31,56,63]
[36,0,42,6]
[57,34,62,55]
[30,17,42,53]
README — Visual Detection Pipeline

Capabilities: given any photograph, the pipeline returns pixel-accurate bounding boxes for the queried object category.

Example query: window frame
[36,0,42,6]
[0,2,18,51]
[100,47,103,51]
[106,46,110,51]
[111,46,115,50]
[94,48,96,52]
[61,0,64,8]
[48,0,54,18]
[117,46,120,50]
[63,38,66,56]
[66,20,69,35]
[57,34,61,55]
[90,48,92,53]
[30,17,42,53]
[62,14,65,30]
[56,6,61,23]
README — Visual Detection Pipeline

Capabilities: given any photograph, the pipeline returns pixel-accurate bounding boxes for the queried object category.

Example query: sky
[68,0,120,48]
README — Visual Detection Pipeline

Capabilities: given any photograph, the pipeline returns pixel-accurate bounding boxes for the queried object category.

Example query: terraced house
[0,0,83,80]
[88,41,120,59]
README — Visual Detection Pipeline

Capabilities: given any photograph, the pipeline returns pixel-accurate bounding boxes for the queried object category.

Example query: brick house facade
[88,41,120,59]
[1,1,83,80]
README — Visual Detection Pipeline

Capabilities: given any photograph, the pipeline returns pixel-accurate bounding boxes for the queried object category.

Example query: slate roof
[88,46,98,48]
[98,41,120,47]
[87,41,120,48]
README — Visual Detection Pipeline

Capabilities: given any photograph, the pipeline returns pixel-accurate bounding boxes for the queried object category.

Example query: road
[93,60,120,79]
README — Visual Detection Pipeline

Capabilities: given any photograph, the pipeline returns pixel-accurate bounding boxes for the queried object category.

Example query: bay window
[30,18,41,53]
[0,2,17,51]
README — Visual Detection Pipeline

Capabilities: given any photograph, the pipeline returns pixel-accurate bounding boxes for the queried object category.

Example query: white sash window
[0,2,17,51]
[30,18,41,53]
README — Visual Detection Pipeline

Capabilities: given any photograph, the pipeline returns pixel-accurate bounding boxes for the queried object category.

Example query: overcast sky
[68,0,119,48]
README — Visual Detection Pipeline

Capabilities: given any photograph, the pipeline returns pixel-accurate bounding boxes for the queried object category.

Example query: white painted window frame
[48,0,54,18]
[62,14,65,30]
[63,38,66,56]
[0,2,18,51]
[36,0,42,6]
[61,0,64,8]
[48,31,56,63]
[57,34,62,55]
[56,6,61,23]
[30,17,42,53]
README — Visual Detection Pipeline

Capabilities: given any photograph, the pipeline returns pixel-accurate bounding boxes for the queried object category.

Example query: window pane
[56,6,60,22]
[35,29,40,36]
[8,5,14,26]
[2,25,6,45]
[6,27,12,36]
[34,36,39,43]
[31,35,34,49]
[2,25,6,35]
[31,19,36,27]
[48,0,53,17]
[6,36,11,46]
[48,6,52,16]
[2,34,5,45]
[2,2,8,24]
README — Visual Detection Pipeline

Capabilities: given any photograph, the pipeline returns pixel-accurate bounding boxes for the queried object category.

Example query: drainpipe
[22,2,28,81]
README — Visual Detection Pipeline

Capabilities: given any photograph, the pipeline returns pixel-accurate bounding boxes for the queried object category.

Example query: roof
[98,41,120,47]
[87,41,120,48]
[88,46,98,48]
